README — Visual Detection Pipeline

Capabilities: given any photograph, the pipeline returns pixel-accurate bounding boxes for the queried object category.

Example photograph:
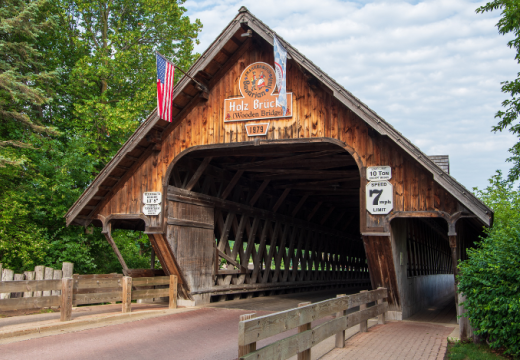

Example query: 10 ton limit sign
[366,166,393,215]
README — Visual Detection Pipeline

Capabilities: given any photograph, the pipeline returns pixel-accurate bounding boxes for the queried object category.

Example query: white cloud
[184,0,518,190]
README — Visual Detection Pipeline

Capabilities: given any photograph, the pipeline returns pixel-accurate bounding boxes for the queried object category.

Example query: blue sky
[184,0,518,191]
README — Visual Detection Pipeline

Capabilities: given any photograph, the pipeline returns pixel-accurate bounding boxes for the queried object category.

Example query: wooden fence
[0,262,74,300]
[237,287,388,360]
[0,274,178,321]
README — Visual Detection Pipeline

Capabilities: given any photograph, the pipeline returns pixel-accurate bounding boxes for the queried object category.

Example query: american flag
[156,53,175,122]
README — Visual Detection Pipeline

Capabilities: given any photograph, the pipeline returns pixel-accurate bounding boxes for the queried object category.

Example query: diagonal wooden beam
[185,157,212,191]
[220,170,244,200]
[249,179,270,207]
[172,168,182,188]
[217,212,235,252]
[272,188,291,213]
[218,249,246,270]
[104,227,129,275]
[307,201,323,221]
[243,217,260,268]
[291,194,310,217]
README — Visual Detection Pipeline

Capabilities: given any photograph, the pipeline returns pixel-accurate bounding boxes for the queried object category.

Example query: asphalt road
[0,290,362,360]
[1,307,274,360]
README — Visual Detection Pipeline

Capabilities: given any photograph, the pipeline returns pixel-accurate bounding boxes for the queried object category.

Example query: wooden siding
[97,41,460,233]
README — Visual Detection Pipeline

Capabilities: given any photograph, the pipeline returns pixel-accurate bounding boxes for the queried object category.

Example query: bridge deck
[406,294,457,324]
[206,288,364,312]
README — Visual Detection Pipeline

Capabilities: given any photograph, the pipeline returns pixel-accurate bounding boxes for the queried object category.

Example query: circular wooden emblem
[240,62,276,99]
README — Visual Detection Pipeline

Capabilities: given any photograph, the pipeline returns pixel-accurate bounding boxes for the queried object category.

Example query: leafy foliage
[477,1,520,181]
[0,0,201,273]
[447,341,509,360]
[0,0,57,166]
[458,171,520,357]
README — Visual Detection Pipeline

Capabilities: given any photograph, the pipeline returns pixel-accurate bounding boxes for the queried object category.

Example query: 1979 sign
[245,122,270,137]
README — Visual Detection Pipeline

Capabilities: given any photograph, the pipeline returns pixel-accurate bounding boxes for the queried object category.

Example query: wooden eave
[65,7,493,228]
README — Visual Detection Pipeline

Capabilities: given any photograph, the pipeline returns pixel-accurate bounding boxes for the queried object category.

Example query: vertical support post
[23,271,35,298]
[297,301,312,360]
[62,262,74,279]
[335,294,347,348]
[238,313,256,358]
[33,265,44,297]
[13,274,24,298]
[52,270,63,296]
[458,293,473,341]
[359,290,368,332]
[60,277,73,321]
[169,275,178,309]
[122,276,132,313]
[449,235,459,322]
[1,268,14,299]
[377,287,386,325]
[151,248,156,269]
[43,267,54,297]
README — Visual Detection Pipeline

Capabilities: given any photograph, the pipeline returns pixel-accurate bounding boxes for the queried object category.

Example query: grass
[447,341,510,360]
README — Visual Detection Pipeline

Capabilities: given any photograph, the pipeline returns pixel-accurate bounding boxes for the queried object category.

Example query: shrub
[458,172,520,357]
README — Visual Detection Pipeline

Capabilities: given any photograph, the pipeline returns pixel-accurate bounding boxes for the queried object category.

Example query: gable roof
[65,7,493,228]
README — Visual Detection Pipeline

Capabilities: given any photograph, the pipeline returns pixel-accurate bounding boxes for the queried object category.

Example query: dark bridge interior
[167,142,371,301]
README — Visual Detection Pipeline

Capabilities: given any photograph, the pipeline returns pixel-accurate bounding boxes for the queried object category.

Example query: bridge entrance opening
[166,141,371,304]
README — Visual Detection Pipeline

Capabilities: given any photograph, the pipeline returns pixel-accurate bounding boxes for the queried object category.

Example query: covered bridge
[66,7,492,320]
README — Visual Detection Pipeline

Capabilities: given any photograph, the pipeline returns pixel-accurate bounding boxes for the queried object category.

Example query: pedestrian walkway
[321,321,453,360]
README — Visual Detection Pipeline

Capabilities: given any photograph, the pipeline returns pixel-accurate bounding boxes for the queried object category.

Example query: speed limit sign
[366,180,393,215]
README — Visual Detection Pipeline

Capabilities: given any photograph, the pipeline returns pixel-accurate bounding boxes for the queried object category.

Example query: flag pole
[156,52,207,91]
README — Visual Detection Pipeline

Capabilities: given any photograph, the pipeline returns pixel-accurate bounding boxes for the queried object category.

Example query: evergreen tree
[0,0,57,166]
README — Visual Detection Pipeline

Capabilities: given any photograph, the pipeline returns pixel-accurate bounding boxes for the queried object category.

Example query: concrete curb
[0,307,196,341]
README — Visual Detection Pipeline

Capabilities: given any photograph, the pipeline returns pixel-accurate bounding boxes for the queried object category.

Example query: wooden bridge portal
[65,7,492,320]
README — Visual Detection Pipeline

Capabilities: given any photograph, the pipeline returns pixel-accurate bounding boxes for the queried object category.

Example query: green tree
[477,1,520,181]
[0,0,57,166]
[0,0,201,273]
[458,171,520,356]
[53,0,202,165]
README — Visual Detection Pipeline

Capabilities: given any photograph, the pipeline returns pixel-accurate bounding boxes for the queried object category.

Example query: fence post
[169,275,178,309]
[43,267,54,297]
[359,290,368,332]
[52,270,63,296]
[1,268,14,299]
[335,294,347,348]
[458,293,473,341]
[238,313,256,358]
[23,271,35,297]
[377,287,386,325]
[62,262,74,279]
[297,301,312,360]
[13,274,24,298]
[33,265,45,297]
[60,277,73,321]
[122,276,132,313]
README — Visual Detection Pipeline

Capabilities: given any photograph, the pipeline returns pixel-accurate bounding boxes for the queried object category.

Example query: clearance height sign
[224,62,293,123]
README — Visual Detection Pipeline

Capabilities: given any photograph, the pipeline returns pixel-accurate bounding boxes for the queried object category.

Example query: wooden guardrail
[237,287,388,360]
[0,274,178,321]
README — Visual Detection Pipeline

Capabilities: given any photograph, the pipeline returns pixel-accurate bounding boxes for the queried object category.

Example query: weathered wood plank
[239,288,387,346]
[132,276,170,287]
[131,288,169,300]
[0,279,61,293]
[0,295,60,311]
[240,303,388,360]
